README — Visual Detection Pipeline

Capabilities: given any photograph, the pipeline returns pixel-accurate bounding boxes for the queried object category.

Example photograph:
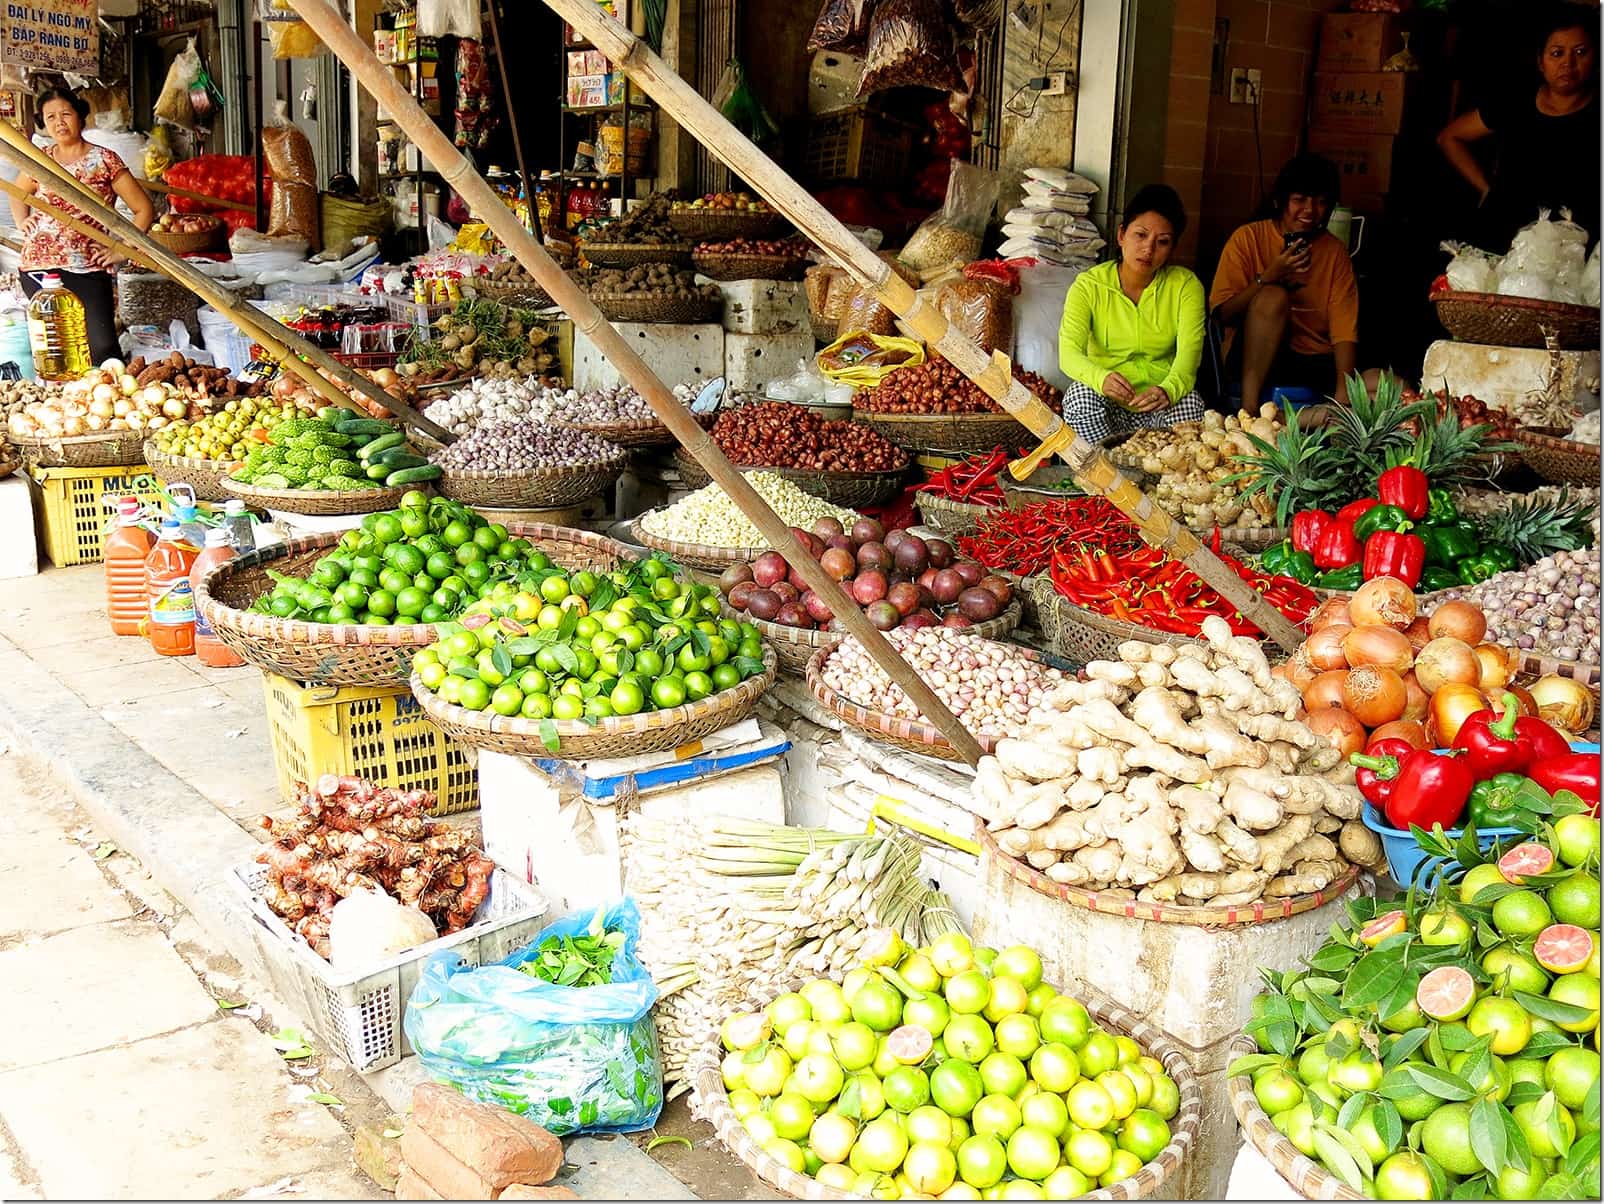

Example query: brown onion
[1370,718,1429,750]
[1401,671,1430,722]
[1414,637,1481,695]
[1342,625,1414,674]
[1430,682,1487,746]
[1342,665,1408,727]
[1350,576,1418,630]
[1427,599,1487,646]
[1530,674,1595,734]
[1474,643,1519,693]
[1304,670,1350,712]
[1508,683,1538,719]
[1308,597,1352,632]
[1307,707,1367,758]
[1305,625,1353,671]
[1403,616,1433,654]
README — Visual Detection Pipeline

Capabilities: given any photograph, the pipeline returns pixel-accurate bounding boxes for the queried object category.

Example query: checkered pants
[1062,381,1207,443]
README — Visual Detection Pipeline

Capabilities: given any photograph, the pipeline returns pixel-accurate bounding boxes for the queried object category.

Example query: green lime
[441,574,468,595]
[419,604,449,624]
[611,680,645,715]
[634,648,665,678]
[571,571,598,597]
[399,509,429,539]
[678,645,712,673]
[459,678,491,711]
[574,648,599,679]
[462,561,491,588]
[446,656,478,678]
[426,551,456,580]
[363,613,390,625]
[640,558,669,581]
[540,576,570,604]
[366,589,396,617]
[617,624,646,651]
[372,514,403,544]
[534,647,563,674]
[552,694,584,721]
[441,519,472,548]
[707,636,731,665]
[431,586,460,611]
[574,616,601,640]
[652,576,680,601]
[439,675,464,704]
[518,668,549,695]
[352,554,382,575]
[417,660,447,689]
[713,663,741,691]
[412,572,435,593]
[400,489,429,510]
[739,637,764,661]
[389,545,425,577]
[652,676,687,708]
[524,548,549,571]
[414,535,444,557]
[520,692,553,719]
[379,567,411,595]
[537,605,563,630]
[455,543,483,567]
[473,526,502,552]
[585,697,616,719]
[394,587,427,618]
[684,670,714,701]
[336,581,370,609]
[326,601,356,624]
[491,684,524,717]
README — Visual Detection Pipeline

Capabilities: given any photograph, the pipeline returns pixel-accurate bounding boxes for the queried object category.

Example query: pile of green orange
[714,930,1181,1200]
[1236,813,1601,1200]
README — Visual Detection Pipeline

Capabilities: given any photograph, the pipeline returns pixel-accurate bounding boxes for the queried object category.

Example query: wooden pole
[525,0,1306,654]
[483,0,542,244]
[289,0,989,767]
[0,124,456,445]
[141,178,256,213]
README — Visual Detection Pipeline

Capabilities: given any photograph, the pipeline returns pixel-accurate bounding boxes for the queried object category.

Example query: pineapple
[1479,490,1599,565]
[1387,408,1515,488]
[1325,372,1434,495]
[1224,404,1344,524]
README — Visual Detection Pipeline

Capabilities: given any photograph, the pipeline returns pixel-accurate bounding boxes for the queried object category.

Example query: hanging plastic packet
[715,59,780,148]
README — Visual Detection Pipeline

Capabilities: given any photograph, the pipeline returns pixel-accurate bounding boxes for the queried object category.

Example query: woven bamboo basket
[668,208,786,241]
[471,278,552,306]
[672,448,908,508]
[1510,427,1601,487]
[436,458,625,509]
[1433,291,1600,350]
[149,218,224,254]
[592,293,723,324]
[143,442,240,502]
[980,824,1362,927]
[579,241,692,268]
[915,490,999,537]
[1227,1032,1366,1199]
[560,417,677,448]
[11,428,146,469]
[195,524,632,688]
[729,600,1023,675]
[1030,576,1206,665]
[631,515,768,573]
[0,454,18,482]
[415,377,473,394]
[410,645,776,761]
[854,410,1036,456]
[221,477,413,516]
[690,251,808,281]
[691,976,1202,1202]
[1520,649,1602,689]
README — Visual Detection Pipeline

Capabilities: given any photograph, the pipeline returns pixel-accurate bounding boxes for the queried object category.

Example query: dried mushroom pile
[1109,406,1285,533]
[977,616,1380,906]
[587,194,681,246]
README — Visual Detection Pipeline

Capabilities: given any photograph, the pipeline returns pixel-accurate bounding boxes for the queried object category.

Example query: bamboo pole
[526,0,1306,654]
[0,124,456,445]
[141,178,256,213]
[289,0,989,767]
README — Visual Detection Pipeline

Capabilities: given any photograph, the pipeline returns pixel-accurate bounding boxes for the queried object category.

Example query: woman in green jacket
[1058,184,1206,441]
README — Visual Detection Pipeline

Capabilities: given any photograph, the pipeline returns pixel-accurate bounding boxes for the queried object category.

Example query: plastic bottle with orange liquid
[190,528,245,667]
[145,519,200,656]
[105,497,155,636]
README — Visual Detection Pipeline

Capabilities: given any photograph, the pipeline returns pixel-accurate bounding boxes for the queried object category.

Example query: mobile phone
[1283,230,1315,249]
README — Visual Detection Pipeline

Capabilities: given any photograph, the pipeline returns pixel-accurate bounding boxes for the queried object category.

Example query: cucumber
[358,431,406,461]
[371,451,429,471]
[365,461,394,481]
[317,406,347,425]
[386,465,443,486]
[334,417,393,438]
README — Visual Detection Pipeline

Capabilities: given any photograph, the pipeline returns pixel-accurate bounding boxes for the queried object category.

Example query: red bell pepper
[1336,498,1380,529]
[1378,465,1429,521]
[1362,530,1425,588]
[1292,510,1333,557]
[1386,749,1475,830]
[1529,752,1602,812]
[1514,715,1573,764]
[1314,520,1362,571]
[1452,692,1530,780]
[1351,738,1417,809]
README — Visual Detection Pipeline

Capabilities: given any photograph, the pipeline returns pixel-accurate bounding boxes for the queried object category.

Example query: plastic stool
[1270,386,1317,413]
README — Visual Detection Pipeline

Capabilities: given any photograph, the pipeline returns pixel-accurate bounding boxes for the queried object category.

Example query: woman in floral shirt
[9,86,155,364]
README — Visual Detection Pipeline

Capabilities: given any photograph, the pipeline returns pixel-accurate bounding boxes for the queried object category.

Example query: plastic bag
[404,899,663,1136]
[263,104,317,186]
[1495,211,1587,303]
[1439,241,1499,294]
[837,251,919,334]
[900,160,1000,273]
[1012,261,1084,391]
[934,261,1018,353]
[858,0,962,96]
[328,889,437,973]
[1583,245,1601,308]
[1024,167,1099,195]
[816,332,925,387]
[418,0,482,39]
[267,21,326,59]
[120,318,215,366]
[144,125,174,179]
[807,0,874,52]
[154,39,201,128]
[715,59,780,148]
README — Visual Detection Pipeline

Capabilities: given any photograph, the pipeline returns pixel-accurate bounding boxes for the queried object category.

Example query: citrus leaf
[1449,1176,1490,1200]
[646,1135,692,1152]
[1469,1096,1507,1173]
[1456,1046,1493,1099]
[1403,1063,1476,1101]
[1311,1124,1367,1193]
[1564,1131,1600,1183]
[1422,1151,1450,1201]
[1374,1100,1403,1153]
[1438,1024,1480,1052]
[1337,1092,1367,1130]
[1519,1029,1580,1060]
[1514,991,1598,1027]
[538,718,560,753]
[1499,1104,1532,1173]
[1308,943,1359,972]
[308,1092,343,1106]
[1534,1171,1587,1200]
[1227,1053,1281,1079]
[1343,950,1406,1009]
[1504,1081,1546,1109]
[1384,1028,1430,1070]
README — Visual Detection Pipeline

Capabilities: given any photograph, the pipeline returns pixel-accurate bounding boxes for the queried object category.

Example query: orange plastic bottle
[105,497,155,636]
[190,528,245,668]
[145,519,200,657]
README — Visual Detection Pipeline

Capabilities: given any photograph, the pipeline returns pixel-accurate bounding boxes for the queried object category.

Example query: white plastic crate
[227,861,549,1071]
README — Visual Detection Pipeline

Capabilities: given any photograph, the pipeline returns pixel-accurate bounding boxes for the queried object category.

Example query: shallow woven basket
[1520,649,1602,689]
[854,410,1036,457]
[1510,427,1601,487]
[981,824,1362,928]
[580,241,692,268]
[691,251,808,281]
[195,524,631,688]
[221,477,412,516]
[472,279,553,306]
[149,219,224,254]
[410,645,776,761]
[1433,290,1600,350]
[915,490,999,537]
[436,458,625,509]
[672,448,908,509]
[143,442,240,502]
[592,293,722,324]
[668,208,786,241]
[12,428,146,469]
[558,417,677,449]
[1030,576,1206,666]
[691,976,1202,1202]
[1227,1032,1366,1199]
[415,377,473,394]
[731,599,1023,676]
[632,515,768,573]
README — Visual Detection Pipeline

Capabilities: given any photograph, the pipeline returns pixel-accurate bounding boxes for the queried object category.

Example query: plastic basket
[26,465,163,567]
[261,672,478,815]
[383,293,454,332]
[226,860,548,1072]
[802,104,915,184]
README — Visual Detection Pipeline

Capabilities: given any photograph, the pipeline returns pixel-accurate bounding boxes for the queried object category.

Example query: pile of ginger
[976,615,1385,907]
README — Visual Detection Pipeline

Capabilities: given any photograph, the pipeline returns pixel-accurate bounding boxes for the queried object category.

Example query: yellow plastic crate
[27,465,164,567]
[261,672,477,816]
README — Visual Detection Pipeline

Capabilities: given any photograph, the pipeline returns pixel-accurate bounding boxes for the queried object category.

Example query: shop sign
[2,1,100,74]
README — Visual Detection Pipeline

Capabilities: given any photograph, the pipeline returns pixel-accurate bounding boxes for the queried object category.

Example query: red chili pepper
[1451,692,1531,779]
[1313,520,1362,571]
[1336,497,1381,528]
[1362,529,1426,589]
[1291,509,1333,556]
[1514,715,1572,764]
[1350,738,1418,808]
[1378,465,1429,520]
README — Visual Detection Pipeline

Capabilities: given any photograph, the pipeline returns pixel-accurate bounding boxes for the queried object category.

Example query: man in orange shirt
[1209,154,1359,414]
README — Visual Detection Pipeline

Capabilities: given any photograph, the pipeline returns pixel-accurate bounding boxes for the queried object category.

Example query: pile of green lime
[249,492,547,625]
[1237,813,1601,1201]
[715,930,1181,1200]
[413,554,770,725]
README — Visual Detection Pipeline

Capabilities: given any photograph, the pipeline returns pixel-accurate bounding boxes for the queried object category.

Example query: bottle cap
[117,496,141,519]
[223,499,247,516]
[204,528,231,548]
[160,518,180,533]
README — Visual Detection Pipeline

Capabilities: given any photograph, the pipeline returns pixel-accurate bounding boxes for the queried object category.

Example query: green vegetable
[1425,486,1458,525]
[1315,563,1364,591]
[359,432,407,460]
[1417,565,1463,592]
[257,472,292,489]
[386,465,443,485]
[1352,504,1412,540]
[1418,521,1478,567]
[335,417,394,437]
[371,449,429,470]
[519,913,626,988]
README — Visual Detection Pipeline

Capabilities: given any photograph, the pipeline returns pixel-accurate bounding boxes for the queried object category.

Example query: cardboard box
[1317,13,1404,74]
[605,71,626,106]
[565,49,608,77]
[1307,131,1395,203]
[1309,72,1409,135]
[565,74,608,109]
[373,28,397,63]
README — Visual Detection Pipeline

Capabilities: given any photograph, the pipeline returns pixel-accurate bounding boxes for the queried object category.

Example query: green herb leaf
[216,998,245,1010]
[539,718,560,753]
[646,1135,692,1153]
[1311,1124,1368,1193]
[308,1092,343,1106]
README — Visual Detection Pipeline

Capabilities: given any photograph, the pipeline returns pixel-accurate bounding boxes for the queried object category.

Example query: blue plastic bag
[403,898,663,1135]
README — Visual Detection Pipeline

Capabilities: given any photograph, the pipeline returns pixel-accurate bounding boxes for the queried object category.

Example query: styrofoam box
[572,322,724,392]
[0,475,39,578]
[714,279,808,336]
[723,330,816,392]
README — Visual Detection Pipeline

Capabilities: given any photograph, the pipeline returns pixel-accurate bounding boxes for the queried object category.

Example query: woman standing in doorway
[9,85,156,365]
[1058,184,1206,442]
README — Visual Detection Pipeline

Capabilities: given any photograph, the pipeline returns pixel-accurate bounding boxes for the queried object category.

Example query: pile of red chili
[918,446,1019,507]
[960,500,1317,638]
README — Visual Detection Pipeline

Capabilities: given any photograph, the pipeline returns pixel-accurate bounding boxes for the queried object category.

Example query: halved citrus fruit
[888,1024,936,1065]
[1534,923,1596,974]
[1498,843,1555,884]
[1417,965,1477,1021]
[1360,910,1407,947]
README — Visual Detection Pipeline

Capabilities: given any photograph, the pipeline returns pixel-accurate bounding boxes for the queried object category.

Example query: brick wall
[1161,0,1216,263]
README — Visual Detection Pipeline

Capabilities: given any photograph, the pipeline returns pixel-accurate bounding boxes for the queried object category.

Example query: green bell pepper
[1486,546,1518,571]
[1418,566,1464,593]
[1419,521,1479,567]
[1261,543,1318,584]
[1353,504,1413,540]
[1468,773,1551,830]
[1316,563,1365,591]
[1456,554,1502,584]
[1260,540,1296,575]
[1425,486,1459,525]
